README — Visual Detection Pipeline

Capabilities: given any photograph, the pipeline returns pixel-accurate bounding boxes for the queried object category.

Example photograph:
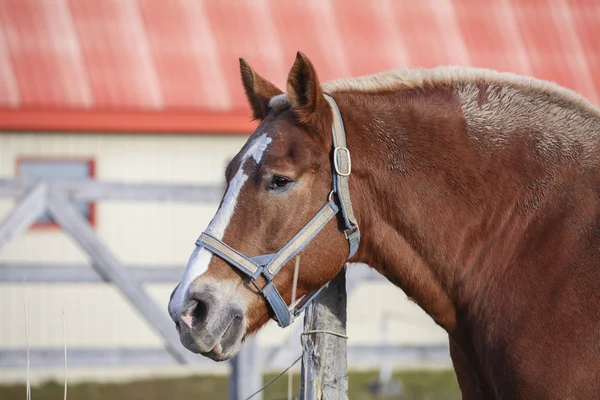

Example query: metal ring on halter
[328,190,335,202]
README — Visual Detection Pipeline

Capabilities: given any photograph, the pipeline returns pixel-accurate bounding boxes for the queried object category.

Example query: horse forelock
[269,93,290,114]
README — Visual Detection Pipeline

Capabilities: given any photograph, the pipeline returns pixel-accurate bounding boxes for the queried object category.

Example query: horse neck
[338,86,526,334]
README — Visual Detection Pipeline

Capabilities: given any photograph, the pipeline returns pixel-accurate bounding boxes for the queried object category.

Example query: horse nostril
[192,296,208,324]
[181,293,210,330]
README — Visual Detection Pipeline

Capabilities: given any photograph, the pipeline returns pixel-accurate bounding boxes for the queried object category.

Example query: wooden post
[229,336,262,400]
[300,268,348,400]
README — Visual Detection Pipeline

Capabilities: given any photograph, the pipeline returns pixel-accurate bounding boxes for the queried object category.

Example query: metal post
[370,312,402,396]
[379,312,392,386]
[230,336,262,400]
[300,268,348,400]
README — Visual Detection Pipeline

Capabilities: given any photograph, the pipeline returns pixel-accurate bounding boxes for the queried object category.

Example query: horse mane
[271,66,600,117]
[324,66,600,116]
[271,66,600,159]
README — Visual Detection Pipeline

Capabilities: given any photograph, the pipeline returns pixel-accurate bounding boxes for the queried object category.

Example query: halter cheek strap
[326,94,360,257]
[194,93,359,328]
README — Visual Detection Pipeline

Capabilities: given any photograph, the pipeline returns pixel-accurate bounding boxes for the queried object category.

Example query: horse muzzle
[175,284,246,361]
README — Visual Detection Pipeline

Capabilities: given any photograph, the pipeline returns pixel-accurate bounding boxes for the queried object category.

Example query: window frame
[16,157,96,230]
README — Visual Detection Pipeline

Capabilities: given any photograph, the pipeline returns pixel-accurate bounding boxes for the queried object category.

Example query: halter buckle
[344,226,359,240]
[333,147,352,176]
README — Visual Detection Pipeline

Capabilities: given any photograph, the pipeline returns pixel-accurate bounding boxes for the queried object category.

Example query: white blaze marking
[170,134,272,317]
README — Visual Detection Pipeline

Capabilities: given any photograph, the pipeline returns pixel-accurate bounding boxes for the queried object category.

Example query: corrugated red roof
[0,0,598,133]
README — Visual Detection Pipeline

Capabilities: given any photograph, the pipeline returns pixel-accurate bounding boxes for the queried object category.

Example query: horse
[168,51,600,399]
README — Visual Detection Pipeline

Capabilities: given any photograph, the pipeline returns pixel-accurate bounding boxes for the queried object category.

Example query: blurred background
[0,0,598,399]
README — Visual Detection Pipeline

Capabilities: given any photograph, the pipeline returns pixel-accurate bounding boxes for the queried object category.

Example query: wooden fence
[0,178,450,400]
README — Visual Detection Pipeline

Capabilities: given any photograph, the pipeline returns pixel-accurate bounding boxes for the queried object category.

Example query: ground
[0,369,460,399]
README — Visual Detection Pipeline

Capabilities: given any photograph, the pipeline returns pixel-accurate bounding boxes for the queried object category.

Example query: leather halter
[195,94,360,328]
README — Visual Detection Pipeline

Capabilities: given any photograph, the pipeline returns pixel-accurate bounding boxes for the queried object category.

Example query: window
[17,158,96,229]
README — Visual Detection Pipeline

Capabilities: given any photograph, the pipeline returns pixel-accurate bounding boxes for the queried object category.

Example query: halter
[195,94,360,328]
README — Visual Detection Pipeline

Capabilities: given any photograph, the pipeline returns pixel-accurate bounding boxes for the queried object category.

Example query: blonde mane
[270,66,600,119]
[323,66,600,117]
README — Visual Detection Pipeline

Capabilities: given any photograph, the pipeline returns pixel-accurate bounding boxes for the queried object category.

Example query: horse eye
[272,176,290,188]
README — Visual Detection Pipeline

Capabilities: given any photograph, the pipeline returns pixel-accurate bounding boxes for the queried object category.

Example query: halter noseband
[195,94,360,327]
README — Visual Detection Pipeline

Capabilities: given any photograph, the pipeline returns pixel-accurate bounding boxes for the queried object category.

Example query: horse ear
[286,51,327,125]
[239,58,283,120]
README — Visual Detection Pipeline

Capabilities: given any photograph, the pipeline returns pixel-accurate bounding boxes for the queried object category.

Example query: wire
[244,355,303,400]
[25,298,31,400]
[63,311,68,400]
[288,257,301,400]
[301,330,349,339]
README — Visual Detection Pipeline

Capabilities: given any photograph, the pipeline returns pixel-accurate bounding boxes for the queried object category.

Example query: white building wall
[0,132,447,383]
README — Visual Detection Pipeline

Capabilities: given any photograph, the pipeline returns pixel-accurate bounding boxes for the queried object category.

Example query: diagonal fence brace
[0,182,47,254]
[46,189,197,366]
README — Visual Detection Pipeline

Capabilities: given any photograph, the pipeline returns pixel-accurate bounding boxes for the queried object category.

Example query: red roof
[0,0,598,133]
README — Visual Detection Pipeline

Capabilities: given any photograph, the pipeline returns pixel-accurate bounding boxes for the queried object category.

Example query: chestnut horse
[169,52,600,399]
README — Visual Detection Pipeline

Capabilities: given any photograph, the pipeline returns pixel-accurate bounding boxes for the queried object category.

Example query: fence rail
[0,344,450,369]
[0,262,385,284]
[0,178,224,203]
[0,263,186,283]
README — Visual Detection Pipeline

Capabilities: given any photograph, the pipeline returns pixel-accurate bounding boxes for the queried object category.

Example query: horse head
[168,52,356,361]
